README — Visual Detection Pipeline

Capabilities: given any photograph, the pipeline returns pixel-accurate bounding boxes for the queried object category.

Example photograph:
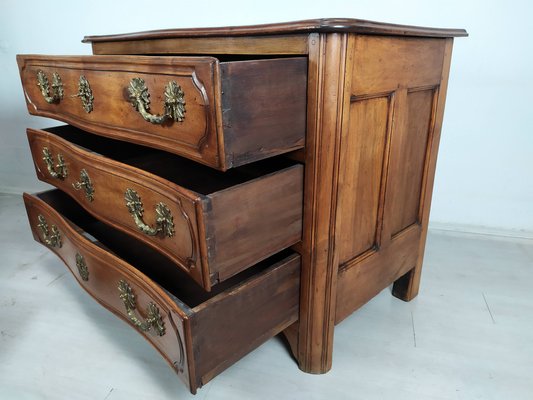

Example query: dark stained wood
[91,35,310,55]
[27,125,303,290]
[296,32,347,374]
[334,34,452,320]
[393,38,455,301]
[24,190,300,394]
[220,58,307,167]
[192,254,300,385]
[389,88,436,236]
[351,36,446,95]
[337,96,390,263]
[82,18,467,44]
[281,321,299,361]
[17,19,466,392]
[208,166,303,281]
[336,225,420,322]
[17,55,307,170]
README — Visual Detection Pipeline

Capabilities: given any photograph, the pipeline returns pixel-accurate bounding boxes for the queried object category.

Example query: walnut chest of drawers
[17,18,467,394]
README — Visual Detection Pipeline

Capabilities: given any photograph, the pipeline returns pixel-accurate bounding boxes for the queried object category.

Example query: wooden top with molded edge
[82,18,468,43]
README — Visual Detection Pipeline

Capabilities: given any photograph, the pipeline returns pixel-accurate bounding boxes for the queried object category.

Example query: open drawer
[17,54,307,170]
[23,189,300,394]
[27,125,303,291]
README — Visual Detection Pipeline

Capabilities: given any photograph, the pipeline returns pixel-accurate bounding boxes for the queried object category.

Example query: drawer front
[28,127,303,291]
[17,55,307,170]
[23,191,300,394]
[23,192,192,388]
[28,127,206,287]
[18,55,218,167]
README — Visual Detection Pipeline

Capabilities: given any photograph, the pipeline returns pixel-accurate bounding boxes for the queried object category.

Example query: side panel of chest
[336,35,450,320]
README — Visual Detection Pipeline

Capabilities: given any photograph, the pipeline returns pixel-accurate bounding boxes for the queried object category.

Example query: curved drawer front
[23,192,191,388]
[23,191,300,394]
[27,127,303,291]
[28,127,207,287]
[17,55,307,170]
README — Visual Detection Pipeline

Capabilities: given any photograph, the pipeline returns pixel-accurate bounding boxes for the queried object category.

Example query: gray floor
[1,192,532,400]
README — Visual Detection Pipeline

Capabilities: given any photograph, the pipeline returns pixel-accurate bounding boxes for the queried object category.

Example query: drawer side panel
[221,57,307,168]
[190,254,300,388]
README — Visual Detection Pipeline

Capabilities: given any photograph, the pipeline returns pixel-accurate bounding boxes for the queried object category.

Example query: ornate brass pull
[127,78,185,124]
[42,147,68,180]
[118,279,165,336]
[124,188,174,237]
[36,214,62,248]
[73,75,94,113]
[72,169,94,202]
[36,70,64,104]
[75,253,89,281]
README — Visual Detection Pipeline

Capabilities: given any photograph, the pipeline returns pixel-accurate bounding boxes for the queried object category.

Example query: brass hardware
[117,279,166,336]
[72,169,94,202]
[36,70,64,104]
[42,147,68,180]
[75,253,89,281]
[36,214,62,248]
[127,78,185,124]
[124,188,174,237]
[74,75,94,113]
[168,314,185,373]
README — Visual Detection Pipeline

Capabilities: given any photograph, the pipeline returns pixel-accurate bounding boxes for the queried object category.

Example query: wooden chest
[17,18,467,394]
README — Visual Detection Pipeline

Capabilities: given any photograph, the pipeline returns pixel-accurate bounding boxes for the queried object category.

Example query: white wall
[1,0,531,234]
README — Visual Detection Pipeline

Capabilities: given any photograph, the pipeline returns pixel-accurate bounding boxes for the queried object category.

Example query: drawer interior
[36,189,294,305]
[46,124,300,195]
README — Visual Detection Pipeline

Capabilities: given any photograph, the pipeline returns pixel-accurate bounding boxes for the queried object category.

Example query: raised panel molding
[337,95,392,264]
[335,35,452,320]
[389,87,439,237]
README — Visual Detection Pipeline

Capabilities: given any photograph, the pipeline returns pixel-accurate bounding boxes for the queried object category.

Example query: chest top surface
[82,17,468,43]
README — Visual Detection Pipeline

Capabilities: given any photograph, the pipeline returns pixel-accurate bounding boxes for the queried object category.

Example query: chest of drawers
[17,18,466,394]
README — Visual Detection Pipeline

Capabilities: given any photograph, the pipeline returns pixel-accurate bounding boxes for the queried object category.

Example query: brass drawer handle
[118,279,166,336]
[36,70,64,104]
[72,169,94,202]
[36,214,62,248]
[124,188,174,238]
[42,147,68,180]
[75,253,89,281]
[127,78,185,125]
[73,75,94,113]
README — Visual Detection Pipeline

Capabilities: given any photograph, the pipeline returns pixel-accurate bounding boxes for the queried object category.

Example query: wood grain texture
[335,34,453,319]
[389,88,436,236]
[82,18,467,43]
[23,191,192,390]
[337,96,390,263]
[192,254,300,386]
[220,58,307,167]
[351,36,446,95]
[24,190,300,394]
[296,32,348,374]
[336,225,421,322]
[208,165,303,281]
[17,55,306,170]
[27,126,303,290]
[16,20,466,391]
[17,55,219,167]
[393,39,455,301]
[91,35,309,55]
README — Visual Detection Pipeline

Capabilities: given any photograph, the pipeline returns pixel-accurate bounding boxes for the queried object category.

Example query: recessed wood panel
[351,36,445,95]
[337,96,390,264]
[390,88,436,236]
